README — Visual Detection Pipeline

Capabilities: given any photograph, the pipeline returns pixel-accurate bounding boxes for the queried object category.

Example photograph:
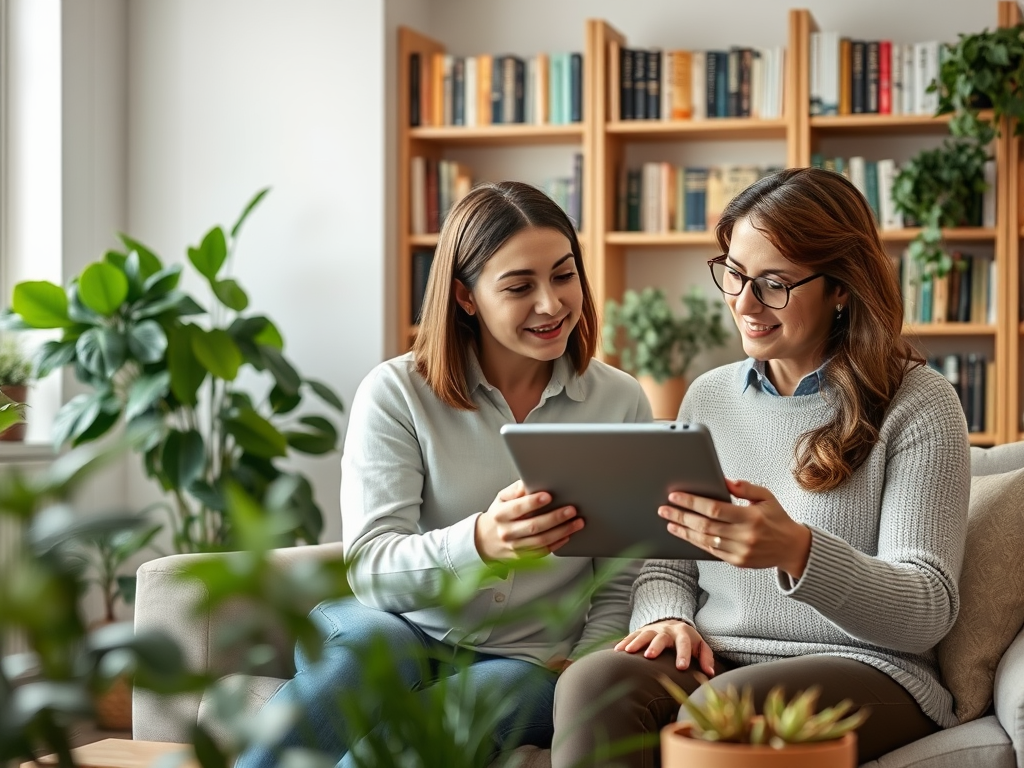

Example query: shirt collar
[466,347,585,403]
[741,357,829,397]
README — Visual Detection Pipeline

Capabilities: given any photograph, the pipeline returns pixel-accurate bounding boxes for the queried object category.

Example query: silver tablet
[499,422,730,560]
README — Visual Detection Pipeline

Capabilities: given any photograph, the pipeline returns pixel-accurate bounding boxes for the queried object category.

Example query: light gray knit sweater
[630,361,970,728]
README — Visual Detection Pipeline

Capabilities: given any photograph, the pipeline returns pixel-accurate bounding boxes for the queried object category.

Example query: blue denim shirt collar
[741,357,828,397]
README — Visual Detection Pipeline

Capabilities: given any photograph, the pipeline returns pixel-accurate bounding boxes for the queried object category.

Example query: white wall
[124,0,389,543]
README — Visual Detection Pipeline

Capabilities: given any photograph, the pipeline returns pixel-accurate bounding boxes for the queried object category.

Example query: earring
[835,303,844,320]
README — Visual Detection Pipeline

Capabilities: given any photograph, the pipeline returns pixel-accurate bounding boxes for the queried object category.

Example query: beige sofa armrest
[132,542,346,743]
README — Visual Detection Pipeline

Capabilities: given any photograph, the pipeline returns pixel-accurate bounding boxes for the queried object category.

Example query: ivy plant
[0,190,345,553]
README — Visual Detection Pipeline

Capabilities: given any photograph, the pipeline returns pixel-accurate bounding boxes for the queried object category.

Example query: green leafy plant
[0,190,345,553]
[73,518,162,623]
[604,287,729,384]
[0,334,33,387]
[936,23,1024,143]
[892,138,990,276]
[895,22,1024,276]
[659,673,869,748]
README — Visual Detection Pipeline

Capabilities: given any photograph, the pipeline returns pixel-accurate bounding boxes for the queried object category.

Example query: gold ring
[712,535,722,549]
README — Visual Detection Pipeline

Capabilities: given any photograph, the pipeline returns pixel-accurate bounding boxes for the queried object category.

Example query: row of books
[809,34,943,116]
[410,155,584,235]
[811,156,997,231]
[928,353,992,434]
[410,157,473,234]
[618,47,785,121]
[615,164,779,233]
[411,249,435,323]
[408,51,583,127]
[899,250,996,326]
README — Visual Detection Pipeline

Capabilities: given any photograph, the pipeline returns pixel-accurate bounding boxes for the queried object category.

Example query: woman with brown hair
[553,167,971,767]
[237,181,650,768]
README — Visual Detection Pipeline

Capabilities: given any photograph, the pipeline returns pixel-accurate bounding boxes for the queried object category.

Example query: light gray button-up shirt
[341,351,653,666]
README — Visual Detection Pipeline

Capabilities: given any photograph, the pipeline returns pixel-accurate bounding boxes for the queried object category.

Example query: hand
[474,479,584,562]
[614,619,716,674]
[659,478,812,578]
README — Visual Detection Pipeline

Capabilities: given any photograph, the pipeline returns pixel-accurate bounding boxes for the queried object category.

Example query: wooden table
[23,738,198,768]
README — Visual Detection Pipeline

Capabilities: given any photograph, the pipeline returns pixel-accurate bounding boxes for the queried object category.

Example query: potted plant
[604,287,729,419]
[73,517,163,731]
[0,334,33,441]
[0,190,345,553]
[658,673,869,768]
[894,21,1024,276]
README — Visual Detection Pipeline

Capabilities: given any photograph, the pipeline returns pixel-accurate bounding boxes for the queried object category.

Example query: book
[626,168,642,231]
[620,47,634,119]
[426,159,440,232]
[684,168,709,231]
[851,41,866,114]
[878,40,892,114]
[727,48,741,117]
[838,38,852,115]
[409,53,421,126]
[671,50,692,119]
[864,160,880,224]
[411,249,435,323]
[570,52,583,123]
[739,48,753,117]
[866,41,880,113]
[889,41,903,116]
[705,167,726,230]
[477,55,493,126]
[715,51,729,117]
[491,54,504,123]
[465,56,478,126]
[901,43,916,115]
[411,157,427,235]
[705,51,719,119]
[809,32,822,115]
[634,47,648,119]
[646,50,661,120]
[443,54,454,126]
[452,56,465,126]
[876,158,903,230]
[641,162,661,232]
[691,51,706,120]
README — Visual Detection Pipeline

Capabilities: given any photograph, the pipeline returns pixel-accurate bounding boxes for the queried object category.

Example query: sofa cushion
[857,716,1014,768]
[970,442,1024,477]
[937,466,1024,723]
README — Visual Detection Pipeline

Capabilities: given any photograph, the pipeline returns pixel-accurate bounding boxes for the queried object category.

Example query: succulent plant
[659,672,870,748]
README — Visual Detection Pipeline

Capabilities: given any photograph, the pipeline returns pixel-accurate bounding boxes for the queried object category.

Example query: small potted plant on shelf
[0,333,34,441]
[659,673,869,768]
[604,287,729,419]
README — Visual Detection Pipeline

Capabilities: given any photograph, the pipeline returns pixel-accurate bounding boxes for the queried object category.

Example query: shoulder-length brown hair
[413,180,598,410]
[716,167,922,492]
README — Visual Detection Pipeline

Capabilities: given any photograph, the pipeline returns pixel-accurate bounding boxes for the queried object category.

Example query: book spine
[838,38,851,115]
[572,152,584,230]
[633,48,647,119]
[878,40,892,114]
[705,51,718,119]
[491,55,504,124]
[410,156,427,235]
[443,54,454,125]
[739,48,752,117]
[809,32,821,116]
[647,50,661,120]
[864,160,880,224]
[851,41,866,114]
[411,249,435,323]
[409,53,421,126]
[452,57,465,126]
[620,48,634,119]
[691,52,706,120]
[715,52,728,117]
[626,168,642,231]
[426,159,440,233]
[684,168,709,231]
[570,52,583,123]
[514,57,526,123]
[889,41,903,116]
[902,43,916,115]
[865,41,879,113]
[662,50,674,122]
[672,50,692,119]
[727,48,740,117]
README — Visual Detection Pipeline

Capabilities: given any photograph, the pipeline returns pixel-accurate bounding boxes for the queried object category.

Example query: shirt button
[494,593,506,603]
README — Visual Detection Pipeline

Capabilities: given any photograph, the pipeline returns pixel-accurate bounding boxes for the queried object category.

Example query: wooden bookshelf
[395,3,1020,443]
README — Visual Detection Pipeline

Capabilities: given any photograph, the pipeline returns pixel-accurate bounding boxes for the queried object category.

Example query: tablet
[499,422,730,560]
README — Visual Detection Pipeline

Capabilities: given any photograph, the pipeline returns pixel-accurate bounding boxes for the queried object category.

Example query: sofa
[134,443,1024,767]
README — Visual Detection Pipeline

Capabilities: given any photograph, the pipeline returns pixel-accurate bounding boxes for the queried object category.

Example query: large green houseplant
[0,190,344,552]
[894,22,1024,276]
[604,287,729,418]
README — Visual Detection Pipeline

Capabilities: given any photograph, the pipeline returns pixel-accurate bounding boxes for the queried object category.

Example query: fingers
[696,637,716,676]
[666,492,742,523]
[498,479,528,502]
[725,477,772,502]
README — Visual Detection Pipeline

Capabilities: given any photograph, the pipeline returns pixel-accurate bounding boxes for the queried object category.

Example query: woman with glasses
[552,167,970,767]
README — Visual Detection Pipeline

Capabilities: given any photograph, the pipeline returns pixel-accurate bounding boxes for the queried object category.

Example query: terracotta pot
[94,673,133,731]
[637,375,687,420]
[0,384,27,442]
[661,723,857,768]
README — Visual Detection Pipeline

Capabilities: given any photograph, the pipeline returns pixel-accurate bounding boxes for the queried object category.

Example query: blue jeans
[234,597,557,768]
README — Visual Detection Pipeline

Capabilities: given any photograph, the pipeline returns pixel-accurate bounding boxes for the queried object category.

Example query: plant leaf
[79,262,129,316]
[212,278,249,311]
[75,327,126,379]
[117,234,164,276]
[126,319,168,364]
[188,226,228,280]
[161,429,206,489]
[11,281,72,328]
[285,415,338,455]
[133,289,205,319]
[262,346,301,396]
[230,187,270,239]
[141,264,183,297]
[191,328,243,381]
[306,378,345,413]
[34,340,78,378]
[125,371,171,422]
[223,406,288,459]
[167,325,207,406]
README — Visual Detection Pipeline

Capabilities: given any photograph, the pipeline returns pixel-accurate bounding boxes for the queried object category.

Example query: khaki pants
[551,649,940,768]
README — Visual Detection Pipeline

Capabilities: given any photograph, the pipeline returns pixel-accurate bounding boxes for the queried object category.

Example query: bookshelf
[395,3,1021,444]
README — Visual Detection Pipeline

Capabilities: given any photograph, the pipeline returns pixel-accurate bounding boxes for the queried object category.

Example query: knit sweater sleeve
[776,369,970,653]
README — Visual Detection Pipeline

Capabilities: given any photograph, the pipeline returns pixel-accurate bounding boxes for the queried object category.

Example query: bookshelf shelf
[880,227,998,243]
[408,124,584,146]
[605,232,718,246]
[606,118,788,142]
[969,433,998,446]
[903,323,997,337]
[409,234,439,247]
[809,110,995,136]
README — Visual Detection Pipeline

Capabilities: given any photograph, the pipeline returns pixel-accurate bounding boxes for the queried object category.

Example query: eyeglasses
[707,255,826,310]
